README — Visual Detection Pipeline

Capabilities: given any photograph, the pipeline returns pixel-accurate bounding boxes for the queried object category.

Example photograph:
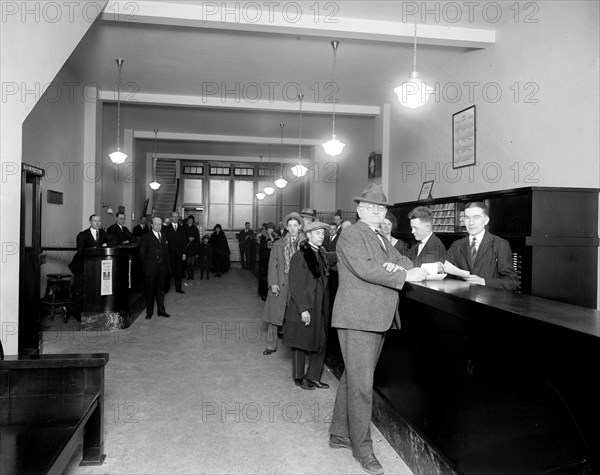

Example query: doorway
[19,163,44,354]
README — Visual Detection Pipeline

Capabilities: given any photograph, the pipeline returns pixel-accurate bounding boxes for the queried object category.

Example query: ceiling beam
[135,130,325,146]
[101,1,495,48]
[99,90,380,115]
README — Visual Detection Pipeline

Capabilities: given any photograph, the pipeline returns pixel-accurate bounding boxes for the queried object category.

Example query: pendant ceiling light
[109,58,128,164]
[291,95,308,177]
[256,154,266,200]
[263,144,275,195]
[394,24,433,108]
[322,40,346,156]
[149,128,161,190]
[274,123,288,188]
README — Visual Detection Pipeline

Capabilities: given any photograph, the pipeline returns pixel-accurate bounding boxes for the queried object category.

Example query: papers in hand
[421,263,447,281]
[443,260,470,278]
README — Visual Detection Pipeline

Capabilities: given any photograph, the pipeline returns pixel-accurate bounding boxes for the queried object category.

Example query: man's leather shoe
[263,349,276,355]
[329,434,352,450]
[354,454,384,475]
[145,314,152,319]
[296,378,315,390]
[308,379,329,389]
[159,313,171,318]
[176,290,185,294]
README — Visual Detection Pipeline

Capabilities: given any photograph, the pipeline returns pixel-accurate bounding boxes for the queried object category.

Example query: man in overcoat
[162,211,187,293]
[261,212,305,355]
[139,216,172,319]
[283,221,330,390]
[329,184,428,475]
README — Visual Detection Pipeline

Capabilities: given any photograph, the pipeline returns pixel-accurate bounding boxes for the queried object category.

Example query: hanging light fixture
[322,40,346,156]
[291,95,308,177]
[263,144,275,195]
[256,154,266,200]
[394,23,433,108]
[149,128,161,190]
[109,58,128,164]
[274,123,288,188]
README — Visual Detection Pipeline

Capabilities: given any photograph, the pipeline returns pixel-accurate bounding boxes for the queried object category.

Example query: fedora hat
[283,212,302,225]
[352,183,391,207]
[304,221,329,233]
[300,207,317,218]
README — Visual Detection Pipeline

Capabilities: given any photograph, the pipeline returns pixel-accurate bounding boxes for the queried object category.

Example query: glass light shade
[263,186,275,195]
[291,162,308,177]
[274,177,288,188]
[109,149,127,164]
[322,135,346,156]
[394,72,433,109]
[256,192,266,200]
[149,181,161,190]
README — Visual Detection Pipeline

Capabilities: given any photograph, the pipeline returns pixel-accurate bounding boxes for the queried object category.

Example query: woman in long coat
[209,224,230,277]
[282,222,330,389]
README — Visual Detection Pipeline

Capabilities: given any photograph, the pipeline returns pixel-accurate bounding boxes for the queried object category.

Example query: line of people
[257,183,519,475]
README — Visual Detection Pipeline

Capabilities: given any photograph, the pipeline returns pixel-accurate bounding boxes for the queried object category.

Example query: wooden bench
[0,353,109,474]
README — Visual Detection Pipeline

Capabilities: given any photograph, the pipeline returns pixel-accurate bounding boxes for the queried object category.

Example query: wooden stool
[40,273,71,321]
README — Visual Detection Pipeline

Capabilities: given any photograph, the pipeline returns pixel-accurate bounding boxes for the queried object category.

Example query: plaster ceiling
[60,1,508,154]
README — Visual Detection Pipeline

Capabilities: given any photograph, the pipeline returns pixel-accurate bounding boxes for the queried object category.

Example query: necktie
[470,237,477,262]
[158,232,162,242]
[93,230,98,241]
[173,224,177,232]
[417,242,423,256]
[374,229,387,251]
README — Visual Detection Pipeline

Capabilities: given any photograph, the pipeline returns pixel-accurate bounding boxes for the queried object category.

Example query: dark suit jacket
[446,231,519,291]
[106,223,135,246]
[406,233,447,267]
[139,231,171,276]
[162,223,186,258]
[68,228,108,275]
[332,220,413,332]
[132,224,149,237]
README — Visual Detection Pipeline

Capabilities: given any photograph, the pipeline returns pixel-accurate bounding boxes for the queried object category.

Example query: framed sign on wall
[452,105,476,168]
[368,152,382,179]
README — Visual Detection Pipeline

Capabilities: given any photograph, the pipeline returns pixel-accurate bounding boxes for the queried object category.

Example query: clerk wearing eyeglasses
[328,183,428,475]
[444,201,519,291]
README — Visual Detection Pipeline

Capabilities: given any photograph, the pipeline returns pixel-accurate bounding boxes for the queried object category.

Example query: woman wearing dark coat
[184,215,201,279]
[209,224,230,277]
[282,222,330,390]
[257,222,279,300]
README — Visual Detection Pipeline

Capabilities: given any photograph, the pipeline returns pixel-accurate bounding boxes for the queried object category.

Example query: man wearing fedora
[261,212,306,355]
[300,207,317,229]
[329,183,428,475]
[283,221,330,390]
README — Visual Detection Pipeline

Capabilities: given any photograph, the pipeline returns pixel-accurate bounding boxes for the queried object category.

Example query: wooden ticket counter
[328,280,599,474]
[80,243,141,330]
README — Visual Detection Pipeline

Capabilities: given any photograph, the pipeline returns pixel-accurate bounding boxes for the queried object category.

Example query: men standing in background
[67,214,108,322]
[329,184,427,475]
[238,221,256,269]
[139,217,171,319]
[261,212,305,355]
[163,211,186,293]
[106,211,136,246]
[133,216,149,237]
[405,206,447,267]
[444,202,519,290]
